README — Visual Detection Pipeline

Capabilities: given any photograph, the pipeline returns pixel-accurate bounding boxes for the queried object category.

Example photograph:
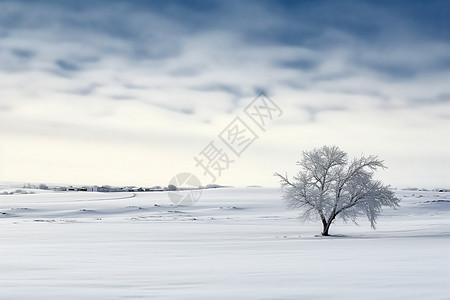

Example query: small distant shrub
[39,183,49,190]
[167,184,177,191]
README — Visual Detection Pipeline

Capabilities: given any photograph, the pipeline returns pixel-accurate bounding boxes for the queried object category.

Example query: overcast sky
[0,0,449,189]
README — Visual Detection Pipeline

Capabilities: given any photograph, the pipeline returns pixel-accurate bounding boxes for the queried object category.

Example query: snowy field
[1,186,449,299]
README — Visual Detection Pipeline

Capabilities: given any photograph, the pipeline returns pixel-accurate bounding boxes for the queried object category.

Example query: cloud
[11,48,35,59]
[410,92,450,106]
[55,59,80,72]
[0,0,449,187]
[1,0,449,110]
[61,84,102,96]
[301,105,348,122]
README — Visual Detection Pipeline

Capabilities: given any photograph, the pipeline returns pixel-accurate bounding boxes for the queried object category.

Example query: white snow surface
[1,187,449,299]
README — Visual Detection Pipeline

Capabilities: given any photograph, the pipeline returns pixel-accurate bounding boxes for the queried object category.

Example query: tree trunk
[321,214,336,236]
[321,222,331,236]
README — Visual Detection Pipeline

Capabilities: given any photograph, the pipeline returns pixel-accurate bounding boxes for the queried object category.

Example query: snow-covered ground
[1,186,449,299]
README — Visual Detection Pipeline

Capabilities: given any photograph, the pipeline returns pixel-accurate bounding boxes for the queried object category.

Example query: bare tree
[276,145,399,236]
